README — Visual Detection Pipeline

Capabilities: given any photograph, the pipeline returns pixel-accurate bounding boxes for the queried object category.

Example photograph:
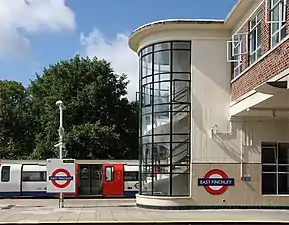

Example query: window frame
[1,166,10,182]
[232,35,243,78]
[261,142,289,195]
[270,0,287,48]
[249,10,262,65]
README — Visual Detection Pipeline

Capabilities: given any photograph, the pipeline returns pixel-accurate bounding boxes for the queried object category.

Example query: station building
[128,0,289,209]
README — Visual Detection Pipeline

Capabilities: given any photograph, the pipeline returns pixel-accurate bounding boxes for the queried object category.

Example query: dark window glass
[278,173,289,194]
[262,173,276,195]
[1,166,10,182]
[22,171,46,182]
[261,147,277,164]
[124,171,139,181]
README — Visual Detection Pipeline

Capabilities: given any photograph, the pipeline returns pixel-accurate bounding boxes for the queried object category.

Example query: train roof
[0,159,139,165]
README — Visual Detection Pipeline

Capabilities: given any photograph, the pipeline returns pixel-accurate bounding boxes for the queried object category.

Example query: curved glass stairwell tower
[139,41,191,196]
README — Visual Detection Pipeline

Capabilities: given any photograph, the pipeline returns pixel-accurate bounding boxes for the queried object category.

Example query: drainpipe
[240,122,243,180]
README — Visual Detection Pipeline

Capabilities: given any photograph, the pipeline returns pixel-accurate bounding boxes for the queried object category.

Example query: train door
[78,164,102,196]
[102,164,124,196]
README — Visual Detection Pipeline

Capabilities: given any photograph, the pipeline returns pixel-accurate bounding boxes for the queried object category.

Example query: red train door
[102,164,124,196]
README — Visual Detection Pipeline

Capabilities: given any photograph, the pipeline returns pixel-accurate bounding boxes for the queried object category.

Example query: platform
[0,199,289,224]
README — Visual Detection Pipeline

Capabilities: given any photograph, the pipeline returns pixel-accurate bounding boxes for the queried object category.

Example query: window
[262,142,289,195]
[124,171,139,181]
[270,0,287,47]
[249,11,262,64]
[1,166,10,182]
[22,171,46,182]
[105,166,114,182]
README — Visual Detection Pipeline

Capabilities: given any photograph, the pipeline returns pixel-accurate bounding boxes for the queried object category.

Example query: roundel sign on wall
[197,169,235,195]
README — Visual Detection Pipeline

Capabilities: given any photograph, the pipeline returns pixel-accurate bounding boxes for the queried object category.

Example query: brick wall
[231,1,289,101]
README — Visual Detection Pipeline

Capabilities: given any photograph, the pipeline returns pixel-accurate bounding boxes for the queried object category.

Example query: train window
[22,171,46,182]
[1,166,10,182]
[105,166,114,182]
[124,171,139,181]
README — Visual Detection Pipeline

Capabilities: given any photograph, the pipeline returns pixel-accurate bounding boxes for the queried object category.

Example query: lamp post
[55,100,65,208]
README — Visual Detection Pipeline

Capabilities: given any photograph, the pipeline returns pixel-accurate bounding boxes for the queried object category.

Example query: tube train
[0,160,139,198]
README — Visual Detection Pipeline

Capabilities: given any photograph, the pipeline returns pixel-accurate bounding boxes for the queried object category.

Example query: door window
[105,166,114,182]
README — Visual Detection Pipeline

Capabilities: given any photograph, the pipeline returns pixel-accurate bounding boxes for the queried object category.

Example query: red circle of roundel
[134,183,139,189]
[51,168,72,189]
[203,169,228,195]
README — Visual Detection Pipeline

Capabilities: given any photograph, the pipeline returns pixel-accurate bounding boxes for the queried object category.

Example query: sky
[0,0,237,101]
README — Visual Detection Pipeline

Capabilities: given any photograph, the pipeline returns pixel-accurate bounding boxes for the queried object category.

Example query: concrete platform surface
[0,199,289,223]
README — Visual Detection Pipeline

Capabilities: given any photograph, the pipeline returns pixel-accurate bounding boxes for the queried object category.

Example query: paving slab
[0,199,289,223]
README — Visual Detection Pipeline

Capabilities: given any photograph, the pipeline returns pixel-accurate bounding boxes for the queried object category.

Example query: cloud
[0,0,75,60]
[80,28,139,101]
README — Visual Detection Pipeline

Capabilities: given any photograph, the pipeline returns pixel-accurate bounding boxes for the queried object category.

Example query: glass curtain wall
[139,41,191,196]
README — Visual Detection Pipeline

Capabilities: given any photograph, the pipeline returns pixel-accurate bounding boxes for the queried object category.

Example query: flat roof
[128,0,257,52]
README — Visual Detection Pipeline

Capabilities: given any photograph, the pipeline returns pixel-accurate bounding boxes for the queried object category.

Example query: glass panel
[142,46,153,55]
[257,24,261,47]
[142,54,153,77]
[278,173,289,194]
[171,173,189,196]
[141,106,152,115]
[105,166,114,182]
[172,73,190,81]
[22,172,46,182]
[141,135,152,144]
[142,144,152,165]
[153,112,170,135]
[154,82,170,105]
[278,166,289,173]
[153,165,170,173]
[142,114,152,135]
[141,171,153,195]
[262,173,277,194]
[172,80,190,103]
[155,42,170,51]
[173,42,190,49]
[172,164,190,172]
[142,84,152,106]
[279,143,289,164]
[262,165,277,173]
[154,51,170,74]
[172,50,190,73]
[153,173,171,195]
[1,166,10,182]
[124,171,139,181]
[141,76,152,85]
[153,143,170,161]
[172,112,190,134]
[153,135,170,143]
[154,73,170,82]
[154,103,170,113]
[172,142,189,164]
[172,134,190,143]
[262,147,277,163]
[172,103,190,112]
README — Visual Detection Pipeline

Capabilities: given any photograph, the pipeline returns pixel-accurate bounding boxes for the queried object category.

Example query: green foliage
[0,55,138,160]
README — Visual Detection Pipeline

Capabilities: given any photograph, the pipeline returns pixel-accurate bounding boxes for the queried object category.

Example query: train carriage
[0,160,139,198]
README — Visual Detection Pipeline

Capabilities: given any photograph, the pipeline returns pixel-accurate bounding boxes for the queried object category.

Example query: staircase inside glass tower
[139,41,191,196]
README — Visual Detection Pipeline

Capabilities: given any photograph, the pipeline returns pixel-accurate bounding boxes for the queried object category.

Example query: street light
[55,100,65,208]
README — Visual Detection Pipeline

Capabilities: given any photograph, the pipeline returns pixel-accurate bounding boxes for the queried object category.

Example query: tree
[28,55,138,160]
[0,80,35,159]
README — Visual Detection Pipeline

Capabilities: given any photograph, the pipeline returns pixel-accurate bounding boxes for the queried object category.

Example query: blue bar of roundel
[197,178,235,186]
[49,176,73,181]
